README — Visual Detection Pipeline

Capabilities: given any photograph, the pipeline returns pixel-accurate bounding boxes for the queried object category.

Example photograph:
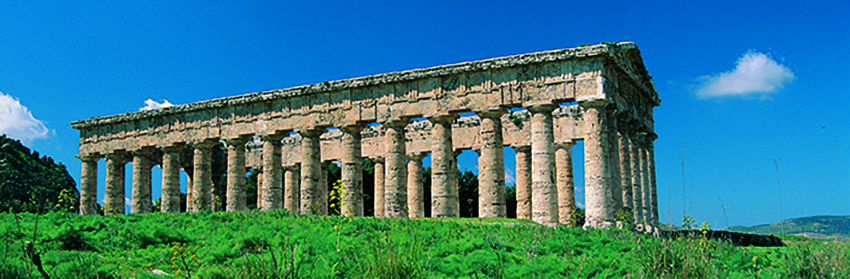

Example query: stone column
[226,138,248,212]
[78,154,100,215]
[630,132,644,225]
[555,141,576,226]
[383,119,410,218]
[255,169,263,209]
[320,161,330,215]
[407,153,426,218]
[131,148,153,214]
[512,144,532,220]
[640,136,651,226]
[428,114,458,218]
[373,157,385,217]
[451,149,462,214]
[647,133,659,228]
[476,108,507,218]
[617,122,633,218]
[284,164,300,213]
[340,125,365,216]
[261,135,285,211]
[606,110,623,215]
[192,141,217,212]
[582,101,615,228]
[181,149,194,212]
[529,104,558,225]
[161,145,183,213]
[104,151,127,215]
[299,128,324,215]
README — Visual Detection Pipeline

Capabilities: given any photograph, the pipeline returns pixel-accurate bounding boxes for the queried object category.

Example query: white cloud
[0,91,50,141]
[695,51,794,99]
[140,98,174,111]
[504,166,516,185]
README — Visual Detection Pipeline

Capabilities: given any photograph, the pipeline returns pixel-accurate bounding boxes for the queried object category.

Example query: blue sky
[1,1,848,227]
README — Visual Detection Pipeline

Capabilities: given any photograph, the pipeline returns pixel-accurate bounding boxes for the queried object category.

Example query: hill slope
[725,215,850,241]
[0,134,78,213]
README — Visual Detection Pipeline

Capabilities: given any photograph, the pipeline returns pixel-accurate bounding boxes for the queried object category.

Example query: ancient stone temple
[72,42,660,229]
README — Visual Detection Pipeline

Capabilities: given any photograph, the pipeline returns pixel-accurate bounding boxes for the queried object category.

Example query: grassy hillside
[0,134,78,213]
[725,215,850,241]
[1,211,849,278]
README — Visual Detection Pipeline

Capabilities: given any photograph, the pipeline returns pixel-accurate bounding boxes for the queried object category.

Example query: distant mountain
[724,215,850,241]
[0,134,78,213]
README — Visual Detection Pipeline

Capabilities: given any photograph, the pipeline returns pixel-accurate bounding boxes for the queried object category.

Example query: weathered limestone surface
[512,145,532,220]
[192,141,216,212]
[583,102,615,228]
[372,157,385,217]
[131,148,153,214]
[407,153,426,218]
[529,104,558,225]
[226,139,248,212]
[284,165,300,213]
[617,125,633,216]
[640,139,651,226]
[300,129,324,215]
[384,120,410,218]
[104,152,126,215]
[477,108,506,218]
[630,133,644,225]
[647,134,659,227]
[79,155,100,215]
[340,125,365,216]
[161,145,182,213]
[72,43,661,228]
[555,141,575,226]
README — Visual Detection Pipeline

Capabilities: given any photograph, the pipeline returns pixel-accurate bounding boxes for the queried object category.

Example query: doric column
[226,138,248,212]
[640,135,651,226]
[407,152,426,218]
[476,108,507,218]
[606,110,623,215]
[104,151,127,215]
[617,121,633,217]
[320,161,331,215]
[340,124,365,216]
[284,164,300,213]
[131,148,153,214]
[372,156,385,217]
[78,154,101,215]
[299,128,324,215]
[451,149,462,214]
[261,134,285,211]
[255,169,263,209]
[647,133,659,228]
[428,114,457,218]
[161,145,183,213]
[555,141,576,226]
[383,119,410,218]
[512,144,532,220]
[582,101,615,228]
[192,140,217,212]
[529,104,558,225]
[630,132,644,225]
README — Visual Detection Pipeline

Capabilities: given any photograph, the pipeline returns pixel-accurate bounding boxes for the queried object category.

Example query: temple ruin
[71,42,660,229]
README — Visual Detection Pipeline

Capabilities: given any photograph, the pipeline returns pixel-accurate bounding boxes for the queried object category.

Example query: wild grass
[1,211,848,278]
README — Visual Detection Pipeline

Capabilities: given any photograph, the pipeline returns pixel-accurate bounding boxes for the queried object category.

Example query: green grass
[1,211,848,278]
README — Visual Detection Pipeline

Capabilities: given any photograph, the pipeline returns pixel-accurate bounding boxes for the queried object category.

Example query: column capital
[452,149,463,157]
[645,132,658,142]
[554,141,575,149]
[297,127,325,137]
[406,152,427,161]
[224,136,251,146]
[160,143,185,153]
[339,123,367,133]
[510,144,531,152]
[260,133,287,142]
[579,99,611,108]
[105,150,128,161]
[383,117,411,128]
[77,153,102,162]
[284,164,301,171]
[425,113,457,123]
[371,156,385,163]
[191,139,219,149]
[131,146,156,156]
[526,103,558,113]
[473,107,507,118]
